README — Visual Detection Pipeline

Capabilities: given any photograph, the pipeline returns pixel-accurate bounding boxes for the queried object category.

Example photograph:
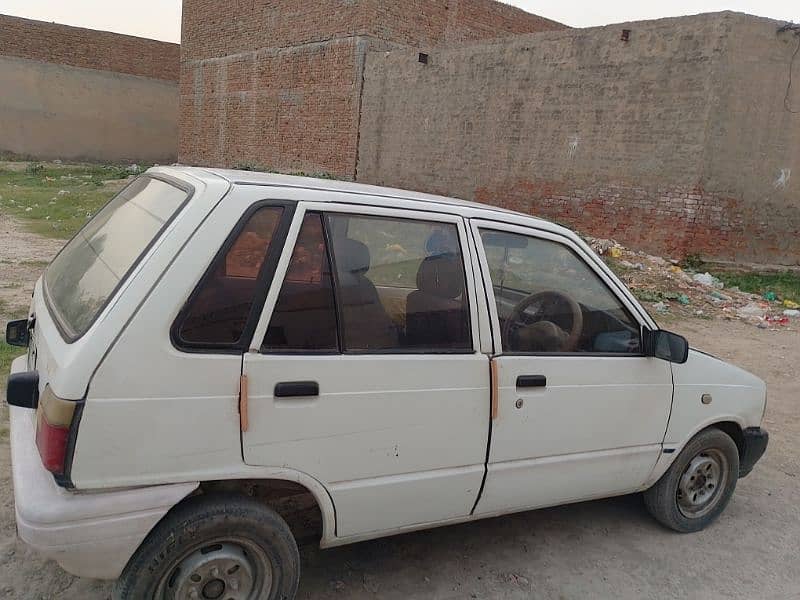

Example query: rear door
[471,220,673,516]
[242,202,490,538]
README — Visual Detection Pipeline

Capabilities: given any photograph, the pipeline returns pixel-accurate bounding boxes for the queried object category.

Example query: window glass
[479,229,641,354]
[263,213,338,352]
[45,176,188,338]
[177,206,283,346]
[327,213,471,352]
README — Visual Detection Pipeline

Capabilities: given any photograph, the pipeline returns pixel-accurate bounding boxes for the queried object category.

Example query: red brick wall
[179,37,365,175]
[181,0,564,61]
[474,180,799,265]
[0,14,179,81]
[365,0,565,47]
[179,0,565,177]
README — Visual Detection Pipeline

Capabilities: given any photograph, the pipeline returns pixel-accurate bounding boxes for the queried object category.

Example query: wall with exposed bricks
[357,12,800,265]
[0,14,179,162]
[0,14,179,81]
[178,0,565,177]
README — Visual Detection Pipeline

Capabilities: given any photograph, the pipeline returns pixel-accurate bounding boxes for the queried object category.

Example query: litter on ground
[585,237,799,328]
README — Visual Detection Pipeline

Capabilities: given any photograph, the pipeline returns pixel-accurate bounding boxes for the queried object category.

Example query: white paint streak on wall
[774,168,791,190]
[567,135,580,159]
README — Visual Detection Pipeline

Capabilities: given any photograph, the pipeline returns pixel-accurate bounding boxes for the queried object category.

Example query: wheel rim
[157,538,273,600]
[676,448,728,519]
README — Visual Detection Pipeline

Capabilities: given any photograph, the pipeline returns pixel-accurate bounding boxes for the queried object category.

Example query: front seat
[334,238,398,350]
[405,254,468,348]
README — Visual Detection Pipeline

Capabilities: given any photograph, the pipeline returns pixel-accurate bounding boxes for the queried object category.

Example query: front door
[471,221,673,516]
[243,203,489,538]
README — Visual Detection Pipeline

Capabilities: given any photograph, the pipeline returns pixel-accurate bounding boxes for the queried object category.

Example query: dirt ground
[0,215,798,599]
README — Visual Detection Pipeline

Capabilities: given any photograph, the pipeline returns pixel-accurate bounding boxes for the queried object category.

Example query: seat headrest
[416,255,463,299]
[335,238,370,274]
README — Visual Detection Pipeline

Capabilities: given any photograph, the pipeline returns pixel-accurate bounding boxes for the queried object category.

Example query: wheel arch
[192,468,338,546]
[646,417,746,488]
[709,421,745,460]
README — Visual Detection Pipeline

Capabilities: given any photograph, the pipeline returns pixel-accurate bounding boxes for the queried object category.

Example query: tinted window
[327,214,471,352]
[177,207,283,346]
[263,213,338,352]
[45,176,188,339]
[480,230,641,354]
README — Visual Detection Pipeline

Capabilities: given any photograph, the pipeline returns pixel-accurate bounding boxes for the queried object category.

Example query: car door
[242,201,490,538]
[470,220,673,517]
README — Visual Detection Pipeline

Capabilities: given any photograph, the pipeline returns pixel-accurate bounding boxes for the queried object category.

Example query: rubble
[693,272,724,289]
[584,236,798,328]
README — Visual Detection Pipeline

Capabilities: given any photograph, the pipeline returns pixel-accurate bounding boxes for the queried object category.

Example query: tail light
[35,386,79,476]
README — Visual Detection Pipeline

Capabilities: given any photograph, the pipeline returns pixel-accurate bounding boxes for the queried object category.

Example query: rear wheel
[113,493,300,600]
[644,428,739,533]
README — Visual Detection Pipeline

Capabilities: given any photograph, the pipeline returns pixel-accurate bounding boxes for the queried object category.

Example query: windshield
[44,175,190,340]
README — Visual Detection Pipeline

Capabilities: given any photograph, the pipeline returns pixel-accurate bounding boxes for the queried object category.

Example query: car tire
[644,427,740,533]
[113,493,300,600]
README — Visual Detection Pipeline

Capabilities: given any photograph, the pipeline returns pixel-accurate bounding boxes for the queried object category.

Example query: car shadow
[296,493,662,599]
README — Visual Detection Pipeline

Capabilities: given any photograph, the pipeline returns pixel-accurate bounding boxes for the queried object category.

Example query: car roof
[152,165,569,235]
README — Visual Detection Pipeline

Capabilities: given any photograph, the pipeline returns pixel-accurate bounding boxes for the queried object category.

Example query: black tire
[644,427,740,533]
[113,493,300,600]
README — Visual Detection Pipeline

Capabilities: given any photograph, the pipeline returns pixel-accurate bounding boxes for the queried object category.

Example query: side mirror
[5,319,30,348]
[643,329,689,364]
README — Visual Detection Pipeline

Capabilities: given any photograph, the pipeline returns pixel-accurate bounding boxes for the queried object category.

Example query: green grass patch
[18,259,50,267]
[0,339,25,386]
[716,271,800,303]
[0,162,140,238]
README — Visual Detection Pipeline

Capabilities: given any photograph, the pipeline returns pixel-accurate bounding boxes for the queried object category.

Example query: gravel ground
[0,215,797,600]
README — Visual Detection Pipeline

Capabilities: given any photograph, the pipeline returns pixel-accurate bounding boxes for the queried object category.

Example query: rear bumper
[739,427,769,478]
[9,357,198,580]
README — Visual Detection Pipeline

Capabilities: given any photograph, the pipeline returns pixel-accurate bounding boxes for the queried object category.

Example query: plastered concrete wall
[179,0,565,177]
[0,56,178,163]
[357,12,800,265]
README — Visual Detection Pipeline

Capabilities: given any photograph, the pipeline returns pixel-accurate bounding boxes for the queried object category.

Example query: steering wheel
[501,290,584,352]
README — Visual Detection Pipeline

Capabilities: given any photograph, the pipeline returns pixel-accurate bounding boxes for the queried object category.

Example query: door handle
[274,381,320,398]
[517,375,547,388]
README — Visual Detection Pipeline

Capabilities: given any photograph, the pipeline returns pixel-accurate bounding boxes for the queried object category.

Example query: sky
[0,1,797,43]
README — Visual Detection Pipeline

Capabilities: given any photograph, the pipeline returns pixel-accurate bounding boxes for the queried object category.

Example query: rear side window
[176,206,284,347]
[45,176,189,340]
[262,213,338,352]
[260,211,473,354]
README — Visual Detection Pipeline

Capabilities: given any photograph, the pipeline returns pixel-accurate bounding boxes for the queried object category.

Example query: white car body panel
[467,219,673,515]
[9,357,197,579]
[6,166,767,582]
[243,201,489,536]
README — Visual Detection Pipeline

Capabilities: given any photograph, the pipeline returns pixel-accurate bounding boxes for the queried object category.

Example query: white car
[6,167,768,600]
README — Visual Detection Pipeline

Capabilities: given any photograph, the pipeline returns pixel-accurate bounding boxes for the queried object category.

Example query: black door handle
[274,381,320,398]
[517,375,547,388]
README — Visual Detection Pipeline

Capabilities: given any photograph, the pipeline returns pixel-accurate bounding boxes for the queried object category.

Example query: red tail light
[35,386,77,476]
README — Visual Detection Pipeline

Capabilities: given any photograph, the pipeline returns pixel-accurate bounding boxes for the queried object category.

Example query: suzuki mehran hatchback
[6,167,768,599]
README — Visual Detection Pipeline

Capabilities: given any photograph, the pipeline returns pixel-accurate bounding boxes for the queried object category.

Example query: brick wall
[179,0,565,176]
[179,36,368,175]
[357,12,800,265]
[0,14,179,81]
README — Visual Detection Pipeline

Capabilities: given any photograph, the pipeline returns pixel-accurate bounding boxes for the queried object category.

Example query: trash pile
[585,237,800,328]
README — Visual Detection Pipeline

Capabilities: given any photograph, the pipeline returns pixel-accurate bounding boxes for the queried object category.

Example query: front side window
[327,213,472,352]
[45,176,189,339]
[479,229,641,354]
[176,206,284,347]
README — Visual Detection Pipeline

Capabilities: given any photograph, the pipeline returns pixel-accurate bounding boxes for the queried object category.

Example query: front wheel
[644,428,739,533]
[113,493,300,600]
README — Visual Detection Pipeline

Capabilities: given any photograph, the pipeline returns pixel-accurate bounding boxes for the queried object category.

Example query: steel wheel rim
[156,537,273,600]
[676,448,728,519]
